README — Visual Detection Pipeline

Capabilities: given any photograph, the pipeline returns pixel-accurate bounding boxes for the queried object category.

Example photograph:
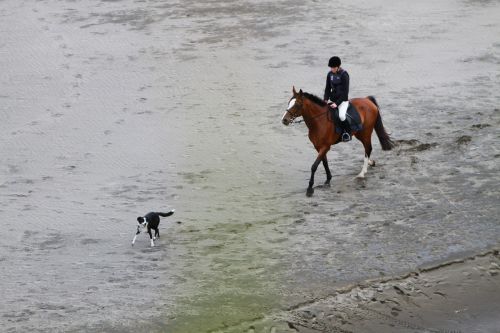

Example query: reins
[292,109,329,124]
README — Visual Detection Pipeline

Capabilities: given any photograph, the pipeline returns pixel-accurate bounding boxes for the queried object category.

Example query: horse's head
[282,86,304,126]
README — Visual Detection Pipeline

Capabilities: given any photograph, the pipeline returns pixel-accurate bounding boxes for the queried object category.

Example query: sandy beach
[1,0,499,332]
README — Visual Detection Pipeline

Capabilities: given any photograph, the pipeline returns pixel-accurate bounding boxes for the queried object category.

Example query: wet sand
[221,250,500,333]
[1,0,499,332]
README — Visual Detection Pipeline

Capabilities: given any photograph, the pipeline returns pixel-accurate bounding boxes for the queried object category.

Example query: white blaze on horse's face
[282,98,296,126]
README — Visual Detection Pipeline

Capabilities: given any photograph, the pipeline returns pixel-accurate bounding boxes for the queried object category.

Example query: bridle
[285,97,329,124]
[285,97,304,124]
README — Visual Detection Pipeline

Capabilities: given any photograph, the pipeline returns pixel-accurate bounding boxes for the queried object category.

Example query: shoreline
[218,247,500,333]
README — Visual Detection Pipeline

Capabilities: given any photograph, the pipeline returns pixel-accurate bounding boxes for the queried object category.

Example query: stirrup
[342,132,351,142]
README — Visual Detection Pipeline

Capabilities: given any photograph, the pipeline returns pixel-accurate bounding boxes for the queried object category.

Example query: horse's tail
[367,95,379,108]
[368,96,394,151]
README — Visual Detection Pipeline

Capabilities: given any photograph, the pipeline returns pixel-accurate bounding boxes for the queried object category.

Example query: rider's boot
[341,120,351,142]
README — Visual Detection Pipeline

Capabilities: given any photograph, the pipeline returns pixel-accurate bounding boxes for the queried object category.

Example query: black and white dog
[132,210,175,247]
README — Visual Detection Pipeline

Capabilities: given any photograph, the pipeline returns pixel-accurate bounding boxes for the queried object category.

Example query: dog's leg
[147,228,154,247]
[132,227,140,246]
[155,228,160,239]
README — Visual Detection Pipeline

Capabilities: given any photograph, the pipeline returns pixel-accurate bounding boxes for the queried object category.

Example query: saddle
[328,102,362,141]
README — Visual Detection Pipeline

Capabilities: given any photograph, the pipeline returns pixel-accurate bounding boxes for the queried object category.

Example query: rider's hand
[331,103,337,108]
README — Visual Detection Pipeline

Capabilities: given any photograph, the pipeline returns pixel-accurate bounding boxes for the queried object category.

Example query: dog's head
[137,216,147,227]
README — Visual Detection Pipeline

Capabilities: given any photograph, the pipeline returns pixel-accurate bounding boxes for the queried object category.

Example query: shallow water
[1,0,499,332]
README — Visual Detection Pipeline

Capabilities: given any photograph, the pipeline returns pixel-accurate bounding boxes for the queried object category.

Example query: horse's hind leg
[322,155,332,185]
[356,136,373,179]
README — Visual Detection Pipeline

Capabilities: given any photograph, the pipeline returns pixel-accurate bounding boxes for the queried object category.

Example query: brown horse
[282,87,394,196]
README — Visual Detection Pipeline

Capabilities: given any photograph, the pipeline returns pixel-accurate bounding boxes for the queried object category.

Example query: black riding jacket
[323,68,349,105]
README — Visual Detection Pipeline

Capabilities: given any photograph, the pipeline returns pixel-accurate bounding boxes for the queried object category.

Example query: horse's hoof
[355,174,365,179]
[369,160,376,167]
[306,188,314,197]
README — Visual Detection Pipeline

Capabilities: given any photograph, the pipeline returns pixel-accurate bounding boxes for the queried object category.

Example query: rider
[323,56,351,141]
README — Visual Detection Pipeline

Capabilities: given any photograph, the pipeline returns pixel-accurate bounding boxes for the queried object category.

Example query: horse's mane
[302,92,327,107]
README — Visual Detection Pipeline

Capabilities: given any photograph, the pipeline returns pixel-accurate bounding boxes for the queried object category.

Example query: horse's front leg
[307,148,329,196]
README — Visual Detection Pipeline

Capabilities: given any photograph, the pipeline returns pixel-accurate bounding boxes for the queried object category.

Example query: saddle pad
[330,103,363,133]
[346,103,362,131]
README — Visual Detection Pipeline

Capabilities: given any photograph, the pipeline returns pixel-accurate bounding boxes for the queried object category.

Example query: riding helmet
[328,56,341,67]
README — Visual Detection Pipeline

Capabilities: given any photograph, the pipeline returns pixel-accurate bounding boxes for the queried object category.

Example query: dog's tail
[157,209,175,217]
